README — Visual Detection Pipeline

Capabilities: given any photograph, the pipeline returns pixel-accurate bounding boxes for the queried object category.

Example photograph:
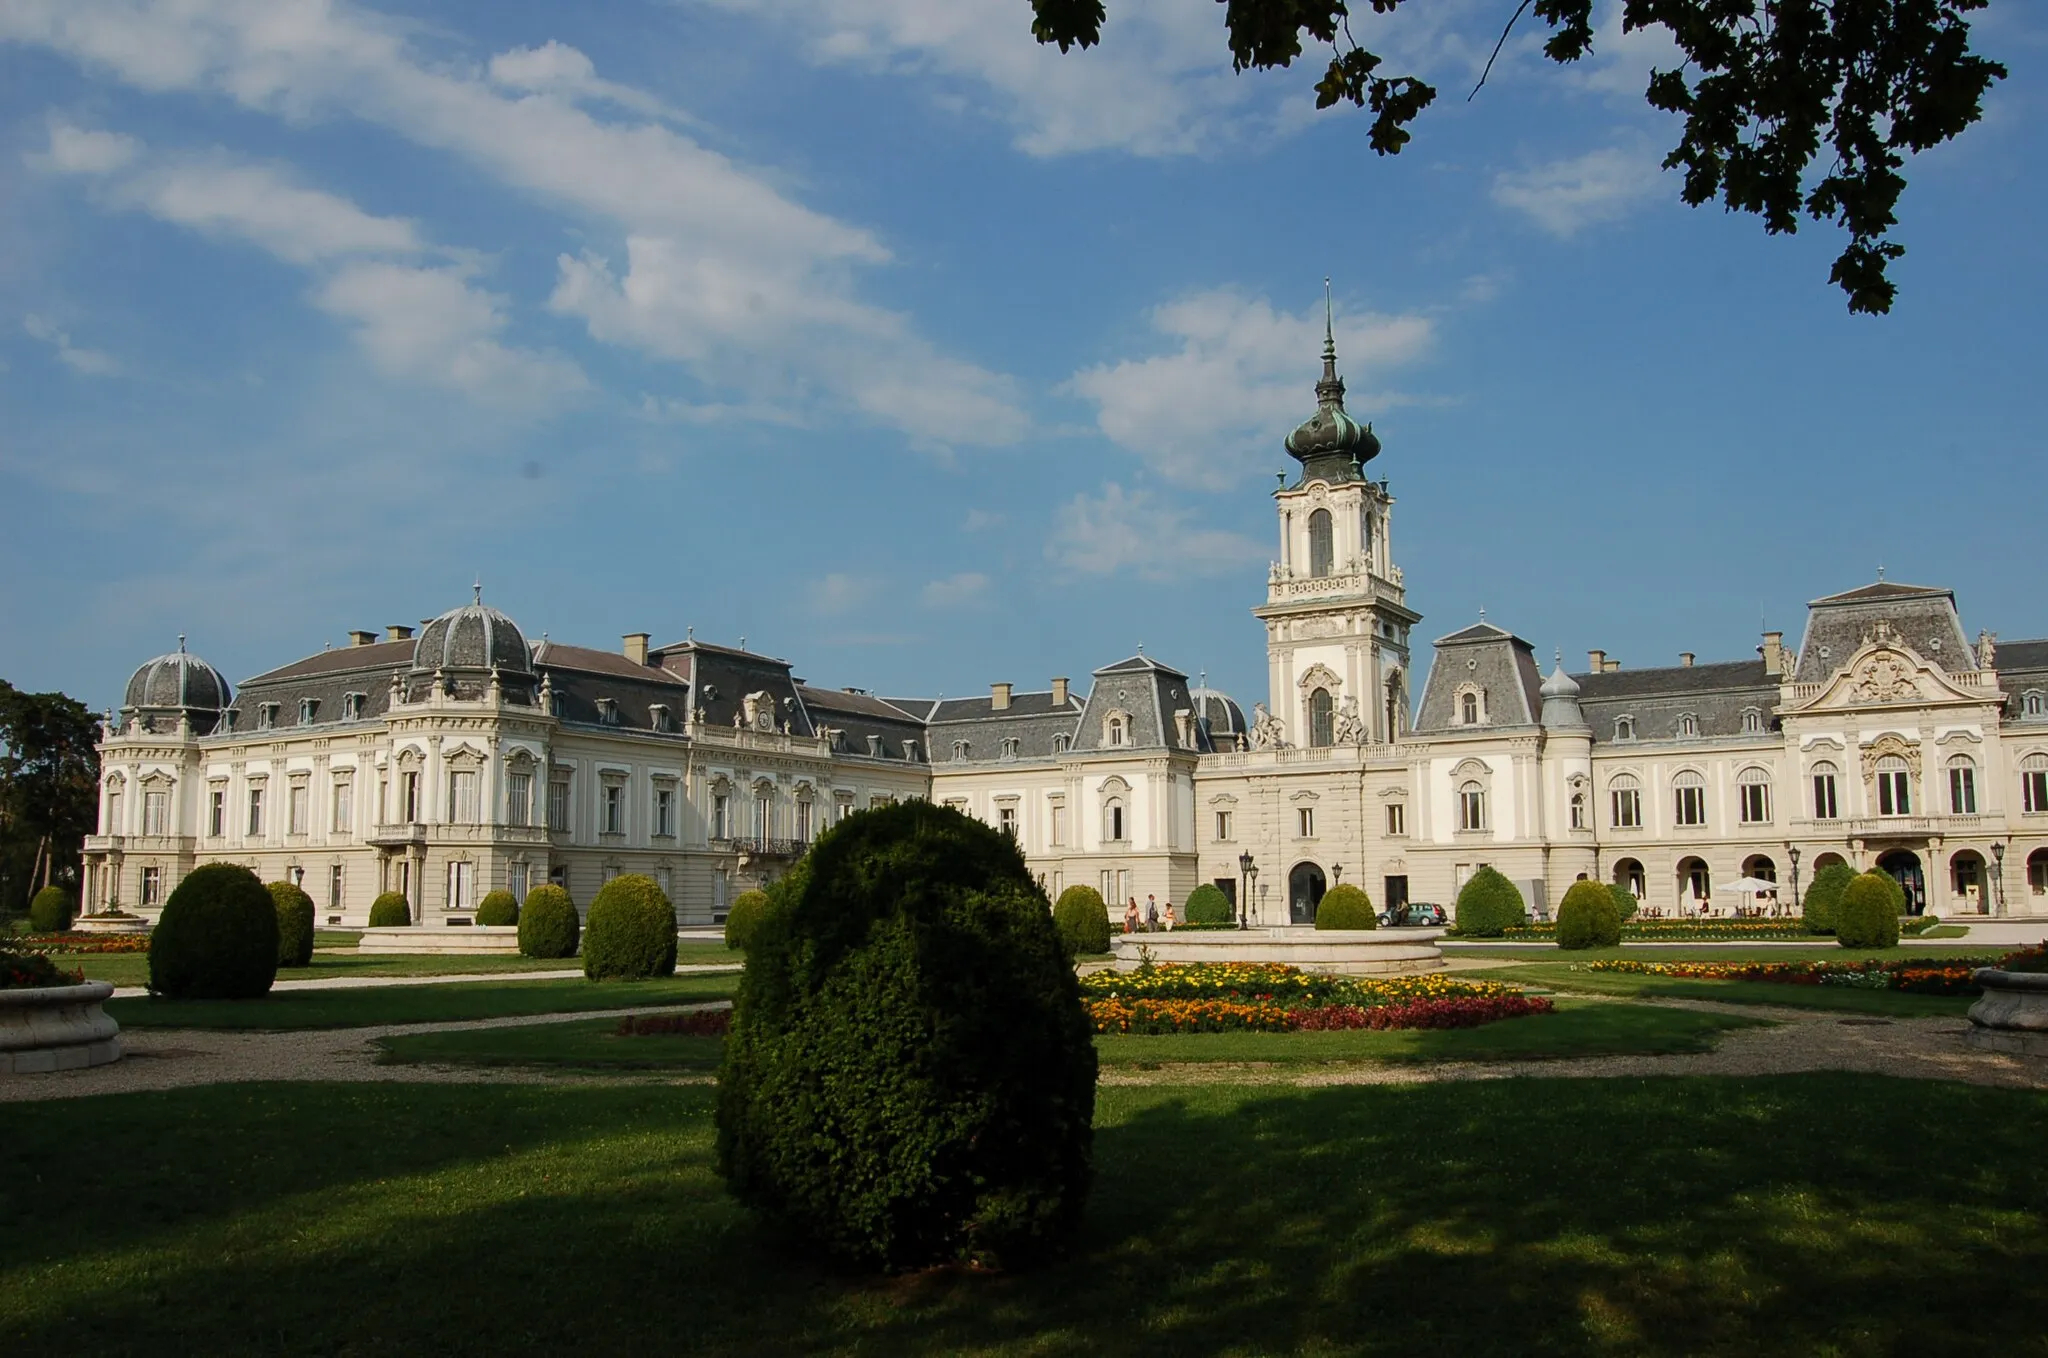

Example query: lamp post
[1246,863,1260,929]
[1992,841,2006,916]
[1788,845,1802,916]
[1331,862,1343,884]
[1238,851,1254,928]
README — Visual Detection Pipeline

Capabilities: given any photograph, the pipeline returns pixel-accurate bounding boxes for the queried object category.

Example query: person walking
[1123,897,1139,935]
[1164,899,1177,931]
[1145,894,1160,933]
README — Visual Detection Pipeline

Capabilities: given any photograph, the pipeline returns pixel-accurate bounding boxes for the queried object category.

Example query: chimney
[1587,649,1606,673]
[1604,659,1620,673]
[348,630,377,648]
[1051,677,1070,706]
[1680,652,1695,668]
[386,624,415,641]
[990,682,1012,711]
[1761,631,1784,676]
[623,633,650,666]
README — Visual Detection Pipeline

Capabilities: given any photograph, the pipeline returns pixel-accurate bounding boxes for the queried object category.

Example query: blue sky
[3,0,2044,716]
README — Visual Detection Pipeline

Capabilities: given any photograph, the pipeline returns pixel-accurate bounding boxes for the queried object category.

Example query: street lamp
[1788,845,1802,915]
[1238,851,1254,928]
[1246,862,1260,930]
[1331,862,1344,884]
[1992,841,2006,916]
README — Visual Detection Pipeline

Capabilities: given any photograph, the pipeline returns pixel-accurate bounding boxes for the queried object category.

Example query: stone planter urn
[0,981,124,1075]
[1964,968,2048,1056]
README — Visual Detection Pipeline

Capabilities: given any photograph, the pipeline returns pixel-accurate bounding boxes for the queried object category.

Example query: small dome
[1190,686,1246,738]
[412,592,531,675]
[1540,661,1582,700]
[1285,404,1380,464]
[123,639,231,714]
[1540,654,1588,731]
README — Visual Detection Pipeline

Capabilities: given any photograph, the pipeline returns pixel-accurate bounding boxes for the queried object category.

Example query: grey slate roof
[226,643,413,735]
[797,686,930,762]
[1573,659,1779,745]
[1072,655,1216,755]
[1794,581,1970,682]
[1414,625,1543,735]
[928,688,1087,764]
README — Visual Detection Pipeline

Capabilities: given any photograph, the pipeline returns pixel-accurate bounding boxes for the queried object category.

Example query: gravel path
[106,962,740,999]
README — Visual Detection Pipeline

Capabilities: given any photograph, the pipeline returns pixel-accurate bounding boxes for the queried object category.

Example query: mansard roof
[1414,625,1544,734]
[1795,579,1971,683]
[1434,622,1514,646]
[1573,658,1771,700]
[1573,658,1779,744]
[796,685,929,762]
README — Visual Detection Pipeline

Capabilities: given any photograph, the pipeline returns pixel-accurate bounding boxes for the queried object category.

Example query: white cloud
[1491,142,1665,235]
[22,312,119,374]
[1069,288,1433,489]
[921,571,989,607]
[1048,483,1261,581]
[812,571,877,615]
[35,122,138,174]
[961,508,1004,532]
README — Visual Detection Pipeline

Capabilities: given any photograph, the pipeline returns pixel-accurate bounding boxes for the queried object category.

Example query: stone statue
[1250,702,1288,750]
[1333,694,1366,745]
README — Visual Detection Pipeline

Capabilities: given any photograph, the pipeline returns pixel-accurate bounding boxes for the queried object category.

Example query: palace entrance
[1289,862,1327,924]
[1877,849,1927,916]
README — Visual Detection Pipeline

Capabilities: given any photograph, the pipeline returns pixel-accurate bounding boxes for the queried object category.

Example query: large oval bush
[1052,884,1111,955]
[1608,884,1640,922]
[476,889,519,926]
[1835,871,1905,949]
[518,885,579,959]
[1453,866,1527,937]
[725,890,772,951]
[717,801,1097,1272]
[267,880,315,967]
[1554,879,1621,950]
[1314,883,1376,930]
[29,885,74,933]
[150,863,278,999]
[583,874,677,980]
[1183,882,1231,925]
[1803,862,1856,936]
[368,891,411,928]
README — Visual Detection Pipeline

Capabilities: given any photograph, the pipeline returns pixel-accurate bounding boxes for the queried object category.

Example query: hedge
[267,881,316,967]
[1608,885,1640,922]
[1836,871,1905,949]
[1183,883,1231,925]
[476,890,520,926]
[149,863,278,1000]
[717,801,1095,1272]
[1314,883,1376,930]
[725,890,772,952]
[1803,862,1856,936]
[518,885,579,959]
[1554,880,1621,950]
[368,892,411,928]
[29,886,74,933]
[582,874,677,980]
[1453,866,1527,937]
[1052,884,1111,956]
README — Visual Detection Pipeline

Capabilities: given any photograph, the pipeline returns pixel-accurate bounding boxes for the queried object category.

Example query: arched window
[1613,857,1646,899]
[1461,691,1479,725]
[1875,753,1912,816]
[1106,715,1127,748]
[1811,760,1840,819]
[1384,674,1403,738]
[1737,766,1772,824]
[1307,508,1334,578]
[1948,755,1978,814]
[1104,798,1126,842]
[2020,752,2048,815]
[1741,708,1765,735]
[1457,781,1487,831]
[2026,691,2045,718]
[2030,846,2048,896]
[1615,715,1636,742]
[1673,770,1707,827]
[1309,687,1335,747]
[1677,713,1699,739]
[1679,857,1712,905]
[1052,733,1070,756]
[1609,773,1642,828]
[1359,505,1374,561]
[1569,789,1587,830]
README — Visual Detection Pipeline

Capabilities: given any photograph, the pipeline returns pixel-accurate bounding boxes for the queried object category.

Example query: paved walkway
[106,962,742,1000]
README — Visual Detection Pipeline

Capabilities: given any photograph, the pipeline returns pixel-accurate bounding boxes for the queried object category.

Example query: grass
[104,974,738,1031]
[1442,942,2007,962]
[5,1075,2048,1355]
[54,941,740,987]
[1468,960,1976,1016]
[377,1016,728,1070]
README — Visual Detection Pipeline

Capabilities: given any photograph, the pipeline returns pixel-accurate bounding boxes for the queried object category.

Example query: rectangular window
[603,784,624,835]
[1386,803,1405,836]
[656,787,675,838]
[1298,806,1315,838]
[1674,786,1706,827]
[1739,783,1770,825]
[1051,803,1067,846]
[1813,773,1839,820]
[333,780,353,833]
[247,787,264,837]
[448,859,474,911]
[1216,810,1234,840]
[449,770,478,825]
[836,798,854,823]
[105,790,122,835]
[209,788,225,837]
[507,772,531,827]
[1612,788,1640,828]
[1950,766,1977,815]
[1459,789,1485,832]
[330,863,344,909]
[757,793,774,838]
[548,779,571,833]
[508,862,530,902]
[288,783,308,835]
[1569,795,1587,830]
[2025,770,2048,815]
[401,771,420,822]
[141,865,162,907]
[143,789,168,836]
[796,799,814,843]
[998,805,1018,839]
[1878,771,1911,816]
[713,793,730,839]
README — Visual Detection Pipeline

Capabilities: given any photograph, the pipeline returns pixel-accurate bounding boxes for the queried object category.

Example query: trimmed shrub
[1453,866,1528,937]
[583,874,677,980]
[267,881,316,967]
[718,801,1096,1272]
[149,863,278,999]
[1052,884,1112,956]
[1183,883,1231,925]
[1835,871,1905,949]
[1803,861,1856,936]
[368,891,411,928]
[476,890,520,927]
[29,886,74,933]
[1608,885,1640,922]
[725,890,772,952]
[1555,880,1621,950]
[1315,883,1376,930]
[518,885,579,959]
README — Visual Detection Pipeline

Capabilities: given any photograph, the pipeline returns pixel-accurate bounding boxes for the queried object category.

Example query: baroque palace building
[85,325,2048,928]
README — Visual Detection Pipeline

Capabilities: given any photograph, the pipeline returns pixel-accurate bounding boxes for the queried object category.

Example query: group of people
[1122,894,1178,934]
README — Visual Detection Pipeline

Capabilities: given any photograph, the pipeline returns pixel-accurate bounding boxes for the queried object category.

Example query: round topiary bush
[267,880,315,967]
[1608,884,1640,922]
[1314,883,1376,930]
[1554,879,1621,950]
[518,884,579,959]
[368,891,411,928]
[1453,866,1527,937]
[1052,884,1111,956]
[1803,862,1856,936]
[149,863,279,1000]
[1835,871,1905,949]
[725,890,772,952]
[717,801,1096,1272]
[29,885,74,933]
[476,890,520,927]
[582,874,677,980]
[1183,883,1231,925]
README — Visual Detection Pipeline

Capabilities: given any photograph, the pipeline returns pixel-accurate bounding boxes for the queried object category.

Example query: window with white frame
[1737,767,1772,824]
[447,859,475,911]
[953,740,970,760]
[1570,789,1588,830]
[1052,734,1070,756]
[1949,756,1978,814]
[1309,687,1335,747]
[756,788,774,839]
[141,865,162,907]
[1812,761,1841,819]
[1386,802,1406,836]
[208,787,225,837]
[1215,809,1233,840]
[448,771,478,825]
[333,777,353,833]
[1457,782,1486,832]
[329,863,345,908]
[2027,691,2046,718]
[288,782,309,835]
[507,861,529,902]
[548,777,571,832]
[1298,805,1316,837]
[1105,798,1127,842]
[298,697,318,726]
[400,771,420,822]
[1615,715,1636,742]
[343,691,365,720]
[2022,753,2048,814]
[655,786,675,838]
[506,772,531,827]
[1875,754,1912,816]
[1106,715,1128,747]
[144,788,169,836]
[1050,799,1067,846]
[247,786,265,836]
[836,795,854,823]
[1307,507,1334,578]
[1673,771,1707,827]
[712,790,731,839]
[1610,774,1642,828]
[104,784,123,836]
[796,797,814,843]
[1742,708,1765,735]
[998,804,1018,839]
[1460,690,1481,726]
[602,783,625,835]
[1677,713,1699,738]
[1000,737,1020,760]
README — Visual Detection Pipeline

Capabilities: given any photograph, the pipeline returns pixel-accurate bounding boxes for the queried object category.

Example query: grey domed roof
[1540,659,1582,700]
[412,591,532,674]
[123,638,231,713]
[1190,685,1246,738]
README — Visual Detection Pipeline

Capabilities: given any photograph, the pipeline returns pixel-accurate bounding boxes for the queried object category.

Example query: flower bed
[616,1009,731,1037]
[1500,919,1818,942]
[1080,962,1544,1034]
[1079,961,1502,1008]
[2,950,86,991]
[1583,957,1999,997]
[15,933,152,956]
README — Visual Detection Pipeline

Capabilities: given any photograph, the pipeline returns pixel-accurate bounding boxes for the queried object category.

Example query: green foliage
[1453,866,1527,938]
[582,875,677,980]
[267,881,315,967]
[1804,862,1857,936]
[149,862,278,1000]
[1836,872,1905,950]
[368,892,411,928]
[0,680,100,921]
[1053,884,1111,956]
[1554,880,1621,951]
[717,801,1096,1272]
[518,885,578,959]
[1183,883,1231,925]
[1314,883,1375,930]
[29,885,73,933]
[725,890,772,952]
[1608,885,1639,922]
[476,890,519,927]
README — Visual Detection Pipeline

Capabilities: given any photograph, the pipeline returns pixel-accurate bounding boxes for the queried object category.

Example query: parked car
[1379,902,1447,927]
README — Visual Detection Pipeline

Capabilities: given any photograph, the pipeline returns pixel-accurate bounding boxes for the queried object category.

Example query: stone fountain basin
[0,980,123,1075]
[1965,968,2048,1056]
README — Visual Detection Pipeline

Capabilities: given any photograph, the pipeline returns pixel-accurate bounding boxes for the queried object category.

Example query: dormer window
[1106,715,1128,747]
[596,697,621,726]
[953,740,971,760]
[1615,715,1636,742]
[1677,713,1699,739]
[1052,733,1070,755]
[298,698,318,726]
[1741,708,1764,735]
[1453,683,1487,727]
[2027,691,2045,719]
[1000,737,1020,760]
[649,703,672,733]
[258,702,279,730]
[867,735,883,756]
[343,692,366,720]
[903,741,918,762]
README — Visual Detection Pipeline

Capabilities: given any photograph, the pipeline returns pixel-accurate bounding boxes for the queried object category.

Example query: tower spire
[1316,277,1345,409]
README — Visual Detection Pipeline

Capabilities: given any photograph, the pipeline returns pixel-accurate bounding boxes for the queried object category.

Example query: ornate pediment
[1790,637,1990,714]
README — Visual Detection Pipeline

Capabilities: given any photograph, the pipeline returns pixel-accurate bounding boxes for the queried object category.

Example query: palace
[84,323,2048,928]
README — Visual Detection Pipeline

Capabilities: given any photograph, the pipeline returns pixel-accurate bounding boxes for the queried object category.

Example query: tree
[1029,1,2004,314]
[0,681,101,920]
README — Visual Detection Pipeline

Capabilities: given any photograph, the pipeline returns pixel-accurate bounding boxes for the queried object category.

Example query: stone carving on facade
[1859,731,1921,782]
[1332,694,1367,745]
[1249,702,1288,750]
[1847,648,1921,705]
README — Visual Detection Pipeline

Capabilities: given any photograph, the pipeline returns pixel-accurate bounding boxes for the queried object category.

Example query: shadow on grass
[4,1075,2046,1354]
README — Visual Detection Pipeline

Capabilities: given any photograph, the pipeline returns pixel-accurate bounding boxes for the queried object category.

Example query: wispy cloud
[812,572,878,615]
[21,313,119,375]
[921,571,990,607]
[1491,141,1666,236]
[1048,483,1261,580]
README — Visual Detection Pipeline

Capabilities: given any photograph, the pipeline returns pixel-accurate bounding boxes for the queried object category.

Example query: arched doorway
[1950,850,1986,916]
[1288,861,1327,925]
[1611,857,1646,902]
[1877,849,1926,916]
[1676,856,1712,915]
[1813,851,1849,874]
[2028,848,2048,905]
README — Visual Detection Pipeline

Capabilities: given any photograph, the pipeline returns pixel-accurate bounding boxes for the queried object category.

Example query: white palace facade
[84,326,2048,928]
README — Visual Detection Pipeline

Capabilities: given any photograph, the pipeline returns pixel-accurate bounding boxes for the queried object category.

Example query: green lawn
[1443,942,2006,963]
[59,942,740,987]
[1469,961,1977,1016]
[378,1017,728,1070]
[105,974,737,1031]
[5,1075,2047,1355]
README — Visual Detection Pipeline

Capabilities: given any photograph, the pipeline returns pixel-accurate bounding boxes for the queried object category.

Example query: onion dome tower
[120,636,231,734]
[408,585,535,700]
[1540,653,1588,730]
[1283,282,1380,487]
